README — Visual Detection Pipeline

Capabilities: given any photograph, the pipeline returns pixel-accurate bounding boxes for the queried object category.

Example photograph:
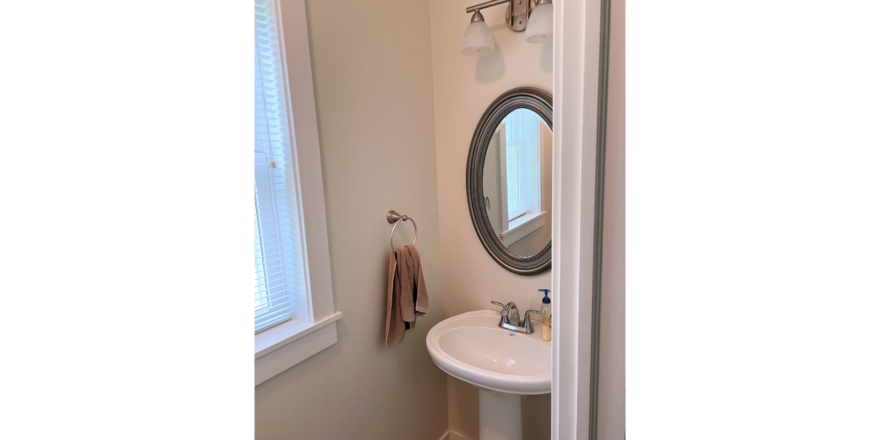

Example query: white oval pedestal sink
[426,310,551,440]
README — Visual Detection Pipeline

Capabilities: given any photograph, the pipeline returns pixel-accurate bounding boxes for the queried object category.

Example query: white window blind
[254,0,307,333]
[504,109,541,221]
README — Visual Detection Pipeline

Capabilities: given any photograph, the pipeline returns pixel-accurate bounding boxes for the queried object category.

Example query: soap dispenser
[539,289,551,341]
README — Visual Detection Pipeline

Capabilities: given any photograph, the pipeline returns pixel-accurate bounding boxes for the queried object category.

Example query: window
[494,109,548,248]
[254,0,341,386]
[254,0,306,333]
[504,109,541,221]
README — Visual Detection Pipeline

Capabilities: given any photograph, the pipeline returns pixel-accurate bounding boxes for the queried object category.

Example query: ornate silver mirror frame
[466,87,553,275]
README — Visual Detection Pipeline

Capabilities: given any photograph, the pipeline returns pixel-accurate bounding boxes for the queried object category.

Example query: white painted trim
[255,311,343,359]
[501,210,547,245]
[277,0,335,323]
[551,0,604,438]
[531,115,543,215]
[499,122,510,234]
[253,0,339,386]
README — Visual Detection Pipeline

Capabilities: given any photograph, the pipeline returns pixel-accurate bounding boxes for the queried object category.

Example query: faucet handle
[522,310,543,334]
[492,301,507,319]
[523,310,542,321]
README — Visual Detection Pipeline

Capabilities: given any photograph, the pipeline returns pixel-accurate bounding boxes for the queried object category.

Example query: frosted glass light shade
[524,3,553,43]
[461,21,495,57]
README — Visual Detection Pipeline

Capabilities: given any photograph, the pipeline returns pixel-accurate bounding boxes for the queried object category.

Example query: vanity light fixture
[461,10,495,57]
[460,0,553,57]
[524,0,553,43]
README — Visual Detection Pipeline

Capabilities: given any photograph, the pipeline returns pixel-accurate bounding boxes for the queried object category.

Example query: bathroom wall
[427,1,554,438]
[598,0,626,438]
[254,1,449,439]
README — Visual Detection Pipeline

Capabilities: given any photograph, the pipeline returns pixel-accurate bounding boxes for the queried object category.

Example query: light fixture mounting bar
[465,0,538,33]
[465,0,512,13]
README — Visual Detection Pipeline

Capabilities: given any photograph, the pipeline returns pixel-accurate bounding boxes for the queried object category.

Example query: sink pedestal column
[478,389,522,440]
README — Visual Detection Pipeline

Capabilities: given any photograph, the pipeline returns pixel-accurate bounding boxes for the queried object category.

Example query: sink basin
[426,309,551,395]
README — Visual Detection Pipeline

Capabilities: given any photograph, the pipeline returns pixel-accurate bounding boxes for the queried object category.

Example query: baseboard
[438,430,472,440]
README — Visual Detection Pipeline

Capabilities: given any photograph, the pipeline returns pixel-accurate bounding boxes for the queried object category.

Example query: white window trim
[255,0,340,386]
[500,210,547,246]
[497,114,546,246]
[498,123,511,234]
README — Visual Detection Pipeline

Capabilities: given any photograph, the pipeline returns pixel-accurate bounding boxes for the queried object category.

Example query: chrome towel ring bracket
[387,210,417,252]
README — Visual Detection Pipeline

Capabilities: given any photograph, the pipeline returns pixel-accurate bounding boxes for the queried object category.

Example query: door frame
[550,0,612,438]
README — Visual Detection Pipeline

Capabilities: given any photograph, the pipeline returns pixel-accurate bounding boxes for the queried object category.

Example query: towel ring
[387,210,417,251]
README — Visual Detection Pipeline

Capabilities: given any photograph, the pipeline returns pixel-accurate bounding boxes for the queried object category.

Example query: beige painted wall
[254,1,449,439]
[598,0,625,438]
[483,126,502,234]
[427,1,554,438]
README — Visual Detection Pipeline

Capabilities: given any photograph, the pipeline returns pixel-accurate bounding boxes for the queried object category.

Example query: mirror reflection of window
[504,109,541,222]
[486,108,551,255]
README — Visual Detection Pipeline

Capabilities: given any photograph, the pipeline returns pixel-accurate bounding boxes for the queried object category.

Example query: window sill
[255,311,343,385]
[501,211,547,246]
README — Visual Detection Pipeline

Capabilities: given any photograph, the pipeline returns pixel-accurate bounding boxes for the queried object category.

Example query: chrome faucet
[491,301,542,334]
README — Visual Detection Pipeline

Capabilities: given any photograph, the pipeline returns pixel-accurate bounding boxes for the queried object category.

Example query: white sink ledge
[426,309,551,395]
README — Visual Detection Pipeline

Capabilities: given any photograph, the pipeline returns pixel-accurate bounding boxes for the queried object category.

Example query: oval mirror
[466,87,552,275]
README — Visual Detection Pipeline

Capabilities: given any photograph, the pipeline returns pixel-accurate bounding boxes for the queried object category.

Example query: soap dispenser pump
[539,289,551,341]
